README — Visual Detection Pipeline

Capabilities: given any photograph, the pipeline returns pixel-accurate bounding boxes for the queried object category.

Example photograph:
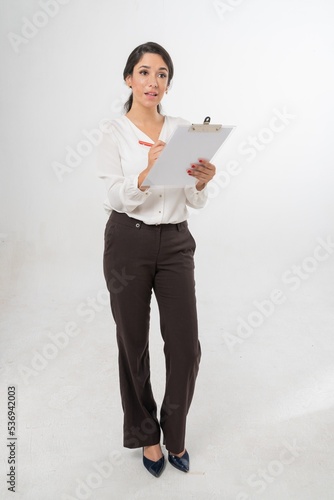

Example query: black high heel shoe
[168,449,190,473]
[142,449,165,478]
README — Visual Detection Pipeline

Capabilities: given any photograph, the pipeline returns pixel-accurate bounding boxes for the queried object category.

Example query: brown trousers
[103,211,201,454]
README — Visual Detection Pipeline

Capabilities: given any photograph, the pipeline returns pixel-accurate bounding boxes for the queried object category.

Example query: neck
[126,102,162,125]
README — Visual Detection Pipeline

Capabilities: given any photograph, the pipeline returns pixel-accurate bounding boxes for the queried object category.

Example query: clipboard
[143,117,235,187]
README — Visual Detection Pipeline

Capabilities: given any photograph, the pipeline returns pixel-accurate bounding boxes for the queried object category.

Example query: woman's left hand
[187,159,216,191]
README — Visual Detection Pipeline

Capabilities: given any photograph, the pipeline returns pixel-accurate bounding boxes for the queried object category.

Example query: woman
[97,41,216,478]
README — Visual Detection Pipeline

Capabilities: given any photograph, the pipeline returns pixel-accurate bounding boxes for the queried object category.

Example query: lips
[145,92,158,97]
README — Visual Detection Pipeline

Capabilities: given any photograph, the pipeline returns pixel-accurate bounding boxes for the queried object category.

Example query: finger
[192,159,215,168]
[190,164,215,175]
[187,170,212,181]
[197,159,208,169]
[198,158,211,166]
[151,145,165,155]
[153,140,166,148]
[187,168,215,182]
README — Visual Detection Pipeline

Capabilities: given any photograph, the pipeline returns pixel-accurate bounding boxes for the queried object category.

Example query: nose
[149,76,158,88]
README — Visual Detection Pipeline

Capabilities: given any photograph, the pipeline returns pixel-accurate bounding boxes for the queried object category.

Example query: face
[126,53,169,109]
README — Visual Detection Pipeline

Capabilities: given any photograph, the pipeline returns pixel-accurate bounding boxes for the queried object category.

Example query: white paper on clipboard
[143,122,236,187]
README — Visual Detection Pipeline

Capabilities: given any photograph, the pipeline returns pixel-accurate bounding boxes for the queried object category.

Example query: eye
[139,70,148,76]
[158,73,167,79]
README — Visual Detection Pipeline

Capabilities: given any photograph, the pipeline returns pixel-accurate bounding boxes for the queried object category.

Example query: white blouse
[97,115,208,224]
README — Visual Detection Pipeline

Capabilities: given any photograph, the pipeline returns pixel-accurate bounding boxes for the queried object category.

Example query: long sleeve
[97,123,152,213]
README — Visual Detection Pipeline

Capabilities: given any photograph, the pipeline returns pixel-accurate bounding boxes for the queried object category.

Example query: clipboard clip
[190,116,222,132]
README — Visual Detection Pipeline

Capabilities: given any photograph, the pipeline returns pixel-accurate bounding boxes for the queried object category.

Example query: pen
[139,140,154,147]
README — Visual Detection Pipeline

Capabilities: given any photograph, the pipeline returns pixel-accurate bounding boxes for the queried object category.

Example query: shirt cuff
[129,174,152,199]
[185,184,208,208]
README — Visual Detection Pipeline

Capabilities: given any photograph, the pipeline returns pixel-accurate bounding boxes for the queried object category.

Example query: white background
[1,1,334,499]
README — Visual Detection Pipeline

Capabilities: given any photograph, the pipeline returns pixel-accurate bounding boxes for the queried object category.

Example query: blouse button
[135,223,140,228]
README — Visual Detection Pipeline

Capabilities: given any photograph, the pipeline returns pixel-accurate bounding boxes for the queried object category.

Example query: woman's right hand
[138,140,166,190]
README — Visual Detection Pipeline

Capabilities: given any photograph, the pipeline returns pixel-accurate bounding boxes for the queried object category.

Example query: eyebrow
[138,65,168,72]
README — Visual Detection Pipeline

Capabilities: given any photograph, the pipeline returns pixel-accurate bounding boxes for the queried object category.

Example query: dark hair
[123,41,174,113]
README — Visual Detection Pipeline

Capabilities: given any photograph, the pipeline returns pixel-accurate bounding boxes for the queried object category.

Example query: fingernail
[187,170,192,174]
[191,165,196,168]
[199,159,203,163]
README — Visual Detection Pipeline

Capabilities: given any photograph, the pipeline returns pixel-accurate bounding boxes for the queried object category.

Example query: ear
[125,75,132,88]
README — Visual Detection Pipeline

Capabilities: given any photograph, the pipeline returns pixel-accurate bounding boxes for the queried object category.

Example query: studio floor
[1,248,334,500]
